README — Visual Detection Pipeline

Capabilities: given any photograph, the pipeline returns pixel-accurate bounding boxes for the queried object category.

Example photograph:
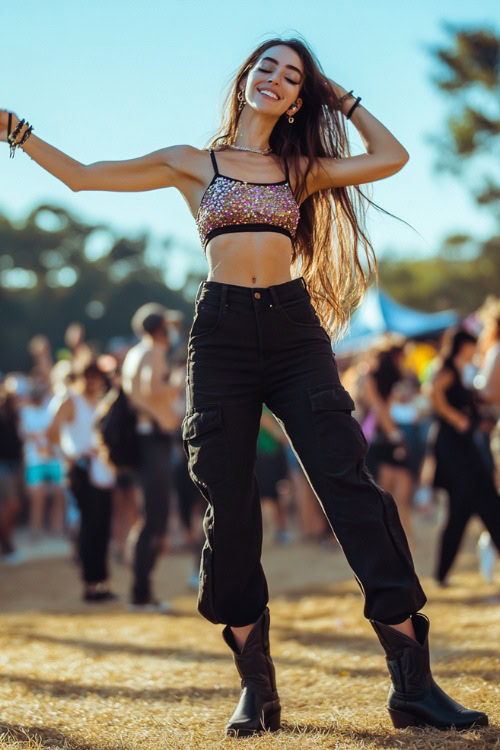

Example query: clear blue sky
[2,0,498,288]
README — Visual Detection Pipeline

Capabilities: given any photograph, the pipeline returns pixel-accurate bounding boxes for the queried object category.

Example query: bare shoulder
[166,146,220,216]
[160,145,212,185]
[160,144,203,170]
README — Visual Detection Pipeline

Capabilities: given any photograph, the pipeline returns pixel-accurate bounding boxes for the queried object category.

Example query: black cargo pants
[181,277,427,628]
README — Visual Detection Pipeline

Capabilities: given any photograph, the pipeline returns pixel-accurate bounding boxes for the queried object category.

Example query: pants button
[254,292,261,299]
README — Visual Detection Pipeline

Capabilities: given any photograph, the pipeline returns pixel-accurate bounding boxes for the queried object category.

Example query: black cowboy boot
[222,607,281,737]
[370,613,488,730]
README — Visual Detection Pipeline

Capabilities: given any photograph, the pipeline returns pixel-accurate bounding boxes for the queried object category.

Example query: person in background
[0,380,24,563]
[363,340,415,547]
[64,322,94,371]
[28,335,54,387]
[121,303,183,612]
[429,327,500,586]
[255,405,291,544]
[283,442,330,543]
[47,360,117,602]
[19,380,66,541]
[475,299,500,485]
[473,300,500,581]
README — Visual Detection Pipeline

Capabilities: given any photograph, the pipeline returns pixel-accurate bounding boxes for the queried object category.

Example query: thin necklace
[227,143,272,155]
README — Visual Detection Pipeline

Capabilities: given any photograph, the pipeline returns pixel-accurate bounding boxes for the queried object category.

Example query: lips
[257,87,280,101]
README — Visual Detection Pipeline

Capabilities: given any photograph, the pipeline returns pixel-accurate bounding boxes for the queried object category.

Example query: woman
[1,36,487,734]
[0,383,23,562]
[364,342,415,548]
[18,380,66,540]
[429,327,500,586]
[47,361,118,603]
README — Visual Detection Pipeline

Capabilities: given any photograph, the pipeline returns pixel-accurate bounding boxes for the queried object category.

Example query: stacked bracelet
[7,112,34,158]
[337,89,362,120]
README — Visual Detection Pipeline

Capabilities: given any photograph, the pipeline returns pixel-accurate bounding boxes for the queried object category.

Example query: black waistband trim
[204,224,294,249]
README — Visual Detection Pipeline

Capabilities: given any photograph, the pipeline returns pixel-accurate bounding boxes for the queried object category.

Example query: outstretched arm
[301,79,409,195]
[0,110,194,193]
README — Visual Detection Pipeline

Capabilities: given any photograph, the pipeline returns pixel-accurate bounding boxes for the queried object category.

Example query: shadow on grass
[423,594,500,606]
[1,718,495,749]
[280,720,497,746]
[275,584,361,603]
[0,721,121,750]
[4,628,497,680]
[0,629,230,662]
[272,625,500,668]
[273,625,379,653]
[0,673,238,702]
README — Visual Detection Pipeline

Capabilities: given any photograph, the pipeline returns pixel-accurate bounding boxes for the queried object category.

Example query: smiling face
[241,44,304,119]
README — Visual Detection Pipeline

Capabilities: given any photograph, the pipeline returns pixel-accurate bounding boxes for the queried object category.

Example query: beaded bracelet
[337,89,355,109]
[335,90,362,120]
[7,114,34,158]
[17,124,34,150]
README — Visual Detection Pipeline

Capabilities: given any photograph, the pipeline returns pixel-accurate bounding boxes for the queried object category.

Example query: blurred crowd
[1,294,499,608]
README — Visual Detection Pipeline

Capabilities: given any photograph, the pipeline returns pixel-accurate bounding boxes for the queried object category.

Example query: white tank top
[59,392,95,458]
[59,391,115,489]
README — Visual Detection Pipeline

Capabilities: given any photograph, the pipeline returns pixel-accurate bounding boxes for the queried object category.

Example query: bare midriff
[205,232,294,287]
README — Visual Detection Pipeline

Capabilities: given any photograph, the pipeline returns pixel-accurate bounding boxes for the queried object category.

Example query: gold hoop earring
[237,90,245,112]
[288,115,294,124]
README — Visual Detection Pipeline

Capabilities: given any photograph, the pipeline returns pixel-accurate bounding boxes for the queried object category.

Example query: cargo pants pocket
[307,382,368,463]
[181,403,228,490]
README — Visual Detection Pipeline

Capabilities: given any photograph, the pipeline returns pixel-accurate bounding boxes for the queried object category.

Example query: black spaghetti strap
[209,149,219,176]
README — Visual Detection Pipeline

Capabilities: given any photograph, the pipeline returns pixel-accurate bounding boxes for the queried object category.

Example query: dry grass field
[0,515,499,750]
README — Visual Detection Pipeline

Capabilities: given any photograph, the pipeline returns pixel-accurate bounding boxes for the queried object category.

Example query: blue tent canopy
[335,288,460,355]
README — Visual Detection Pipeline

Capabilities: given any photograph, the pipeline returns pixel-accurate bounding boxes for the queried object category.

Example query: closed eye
[257,67,299,85]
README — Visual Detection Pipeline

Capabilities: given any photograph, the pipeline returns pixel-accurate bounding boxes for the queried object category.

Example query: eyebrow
[260,56,303,79]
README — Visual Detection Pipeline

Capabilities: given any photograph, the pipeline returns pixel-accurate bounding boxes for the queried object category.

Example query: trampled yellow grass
[0,570,499,749]
[1,514,499,749]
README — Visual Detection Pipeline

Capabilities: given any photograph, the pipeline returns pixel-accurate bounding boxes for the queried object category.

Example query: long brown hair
[206,36,415,343]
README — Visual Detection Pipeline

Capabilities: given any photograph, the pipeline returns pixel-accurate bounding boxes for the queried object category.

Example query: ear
[286,97,303,116]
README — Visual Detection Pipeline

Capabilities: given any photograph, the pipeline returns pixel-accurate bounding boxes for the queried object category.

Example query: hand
[454,414,470,433]
[321,77,351,110]
[0,109,19,143]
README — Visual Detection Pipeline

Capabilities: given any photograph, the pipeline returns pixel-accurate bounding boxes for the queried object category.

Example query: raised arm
[0,109,196,193]
[301,80,409,196]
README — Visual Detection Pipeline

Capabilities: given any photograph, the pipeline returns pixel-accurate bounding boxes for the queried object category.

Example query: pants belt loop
[221,284,228,309]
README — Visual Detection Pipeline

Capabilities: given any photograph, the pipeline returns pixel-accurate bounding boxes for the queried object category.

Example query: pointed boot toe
[371,613,489,731]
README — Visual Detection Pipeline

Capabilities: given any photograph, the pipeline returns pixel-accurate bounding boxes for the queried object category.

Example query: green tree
[0,204,204,371]
[426,22,499,223]
[380,23,499,315]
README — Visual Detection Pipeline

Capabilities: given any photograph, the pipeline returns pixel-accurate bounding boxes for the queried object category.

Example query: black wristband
[346,97,362,120]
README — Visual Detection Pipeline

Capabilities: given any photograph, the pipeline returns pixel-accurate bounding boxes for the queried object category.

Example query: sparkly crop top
[195,149,300,251]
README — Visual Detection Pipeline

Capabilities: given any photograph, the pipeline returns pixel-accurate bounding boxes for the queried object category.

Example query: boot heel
[388,707,419,728]
[264,708,281,732]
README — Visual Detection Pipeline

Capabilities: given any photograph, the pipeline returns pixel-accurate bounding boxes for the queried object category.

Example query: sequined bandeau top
[195,149,300,251]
